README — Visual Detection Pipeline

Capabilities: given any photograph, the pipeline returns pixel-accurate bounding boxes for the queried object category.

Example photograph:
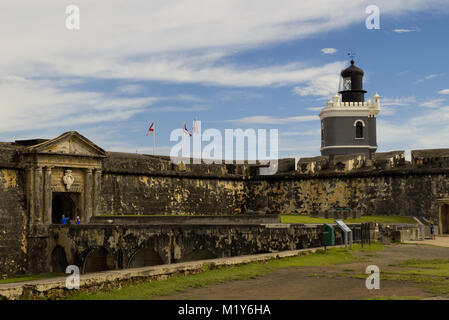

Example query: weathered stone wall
[99,173,249,215]
[99,152,252,216]
[247,169,449,219]
[45,223,343,274]
[3,141,449,278]
[0,168,27,277]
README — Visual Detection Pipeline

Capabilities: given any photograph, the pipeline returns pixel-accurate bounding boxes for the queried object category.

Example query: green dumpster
[322,223,335,247]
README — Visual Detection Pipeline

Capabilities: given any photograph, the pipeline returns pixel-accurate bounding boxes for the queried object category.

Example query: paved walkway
[404,236,449,248]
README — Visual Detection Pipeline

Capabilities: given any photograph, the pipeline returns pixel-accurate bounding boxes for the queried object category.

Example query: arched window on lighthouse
[321,122,324,144]
[354,120,365,139]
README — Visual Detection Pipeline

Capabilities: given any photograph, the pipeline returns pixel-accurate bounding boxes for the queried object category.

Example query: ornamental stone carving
[63,169,75,191]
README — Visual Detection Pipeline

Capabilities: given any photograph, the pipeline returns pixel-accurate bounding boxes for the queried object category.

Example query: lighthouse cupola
[339,59,367,103]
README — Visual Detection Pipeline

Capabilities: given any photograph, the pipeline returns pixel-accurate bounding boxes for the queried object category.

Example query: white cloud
[280,129,320,136]
[307,107,323,111]
[321,48,337,54]
[425,74,438,80]
[1,0,446,85]
[147,105,210,113]
[292,71,342,99]
[439,89,449,95]
[0,77,206,133]
[380,96,416,115]
[382,96,416,107]
[0,0,448,135]
[117,84,146,94]
[411,106,449,126]
[227,115,318,124]
[420,98,445,108]
[378,121,415,144]
[393,28,417,33]
[378,114,449,157]
[415,73,445,83]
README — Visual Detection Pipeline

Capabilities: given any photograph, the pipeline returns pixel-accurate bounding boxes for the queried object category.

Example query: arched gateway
[20,131,107,227]
[438,199,449,235]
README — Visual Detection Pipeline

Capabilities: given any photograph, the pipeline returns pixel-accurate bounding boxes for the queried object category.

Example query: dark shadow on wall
[50,245,68,273]
[179,249,217,262]
[127,248,163,268]
[82,247,115,273]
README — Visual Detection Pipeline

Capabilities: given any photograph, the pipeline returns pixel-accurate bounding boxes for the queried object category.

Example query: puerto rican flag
[146,122,154,136]
[184,122,192,136]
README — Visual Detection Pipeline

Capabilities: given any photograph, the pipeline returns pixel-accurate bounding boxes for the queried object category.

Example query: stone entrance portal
[438,199,449,235]
[52,192,80,224]
[20,131,107,230]
[440,204,449,234]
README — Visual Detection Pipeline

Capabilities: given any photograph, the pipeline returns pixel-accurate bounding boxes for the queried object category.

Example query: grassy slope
[0,273,64,284]
[98,214,416,224]
[67,243,385,300]
[330,258,449,297]
[280,215,416,224]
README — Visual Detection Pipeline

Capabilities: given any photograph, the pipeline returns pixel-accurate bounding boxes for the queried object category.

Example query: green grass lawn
[0,273,64,284]
[98,214,416,224]
[280,215,416,224]
[67,243,385,300]
[336,258,449,296]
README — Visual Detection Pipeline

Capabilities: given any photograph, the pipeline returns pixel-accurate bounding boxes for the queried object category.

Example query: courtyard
[66,239,449,300]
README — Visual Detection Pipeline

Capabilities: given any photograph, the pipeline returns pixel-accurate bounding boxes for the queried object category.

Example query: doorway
[441,204,449,235]
[52,192,79,224]
[83,247,115,273]
[51,245,68,273]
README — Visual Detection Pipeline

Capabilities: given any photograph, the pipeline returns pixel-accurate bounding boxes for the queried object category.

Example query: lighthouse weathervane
[347,52,356,60]
[319,57,381,159]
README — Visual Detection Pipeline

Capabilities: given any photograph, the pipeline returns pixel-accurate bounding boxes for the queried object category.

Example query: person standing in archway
[61,214,68,225]
[429,220,435,240]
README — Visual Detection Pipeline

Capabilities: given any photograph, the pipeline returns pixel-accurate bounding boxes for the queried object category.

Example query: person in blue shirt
[61,215,69,225]
[75,216,80,225]
[429,220,435,240]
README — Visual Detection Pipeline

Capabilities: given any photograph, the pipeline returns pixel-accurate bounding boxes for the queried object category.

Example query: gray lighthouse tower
[319,60,380,159]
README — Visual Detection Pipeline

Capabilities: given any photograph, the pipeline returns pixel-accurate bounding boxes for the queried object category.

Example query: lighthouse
[319,60,380,159]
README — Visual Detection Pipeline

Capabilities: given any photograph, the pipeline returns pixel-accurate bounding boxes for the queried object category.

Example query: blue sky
[1,0,449,160]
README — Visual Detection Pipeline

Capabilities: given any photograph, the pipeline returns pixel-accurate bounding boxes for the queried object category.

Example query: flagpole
[153,130,156,155]
[183,122,186,158]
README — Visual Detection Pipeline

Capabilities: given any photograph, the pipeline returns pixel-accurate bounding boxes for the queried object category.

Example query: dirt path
[404,236,449,248]
[158,244,449,300]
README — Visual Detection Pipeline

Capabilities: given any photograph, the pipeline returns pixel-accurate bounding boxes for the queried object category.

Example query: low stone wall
[0,247,340,300]
[378,224,422,243]
[24,222,360,275]
[90,214,281,225]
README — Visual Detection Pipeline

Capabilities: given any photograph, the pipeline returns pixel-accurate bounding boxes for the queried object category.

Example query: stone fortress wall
[98,148,449,221]
[2,136,449,277]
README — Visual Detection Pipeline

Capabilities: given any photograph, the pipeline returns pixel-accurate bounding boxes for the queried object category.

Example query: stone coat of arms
[63,169,75,191]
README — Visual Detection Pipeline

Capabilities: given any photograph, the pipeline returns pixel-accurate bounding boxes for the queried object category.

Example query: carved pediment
[25,131,107,158]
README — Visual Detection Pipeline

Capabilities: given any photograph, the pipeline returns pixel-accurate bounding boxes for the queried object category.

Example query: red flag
[146,122,154,136]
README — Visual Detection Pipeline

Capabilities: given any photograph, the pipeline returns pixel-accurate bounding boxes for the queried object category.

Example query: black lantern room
[339,60,367,102]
